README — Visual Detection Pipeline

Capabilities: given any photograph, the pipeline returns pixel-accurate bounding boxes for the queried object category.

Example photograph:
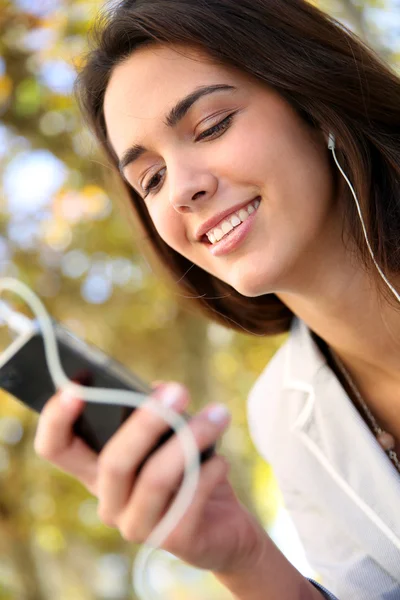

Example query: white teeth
[205,198,260,244]
[230,215,241,227]
[221,221,234,235]
[214,229,224,242]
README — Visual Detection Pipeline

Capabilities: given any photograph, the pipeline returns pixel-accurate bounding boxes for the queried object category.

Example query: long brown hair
[75,0,400,336]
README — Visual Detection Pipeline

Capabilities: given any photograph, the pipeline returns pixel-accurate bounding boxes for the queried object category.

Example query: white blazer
[247,318,400,600]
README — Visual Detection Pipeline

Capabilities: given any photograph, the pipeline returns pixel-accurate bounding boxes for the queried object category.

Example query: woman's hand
[33,382,266,573]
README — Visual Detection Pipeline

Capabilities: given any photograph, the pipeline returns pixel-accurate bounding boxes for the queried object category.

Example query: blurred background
[0,0,398,598]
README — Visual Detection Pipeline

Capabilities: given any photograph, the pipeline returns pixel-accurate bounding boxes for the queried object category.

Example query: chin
[233,283,268,298]
[226,260,285,298]
[228,273,272,298]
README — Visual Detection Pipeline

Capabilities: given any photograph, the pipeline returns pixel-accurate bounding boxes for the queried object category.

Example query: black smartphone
[0,319,215,467]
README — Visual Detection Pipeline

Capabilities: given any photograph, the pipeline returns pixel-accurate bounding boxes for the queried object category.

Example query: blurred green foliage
[0,0,398,597]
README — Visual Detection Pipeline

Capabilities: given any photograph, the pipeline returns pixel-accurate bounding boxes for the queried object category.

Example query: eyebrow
[118,84,237,174]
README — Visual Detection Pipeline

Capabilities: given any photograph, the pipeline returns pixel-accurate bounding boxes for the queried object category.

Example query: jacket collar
[284,317,325,389]
[283,317,400,581]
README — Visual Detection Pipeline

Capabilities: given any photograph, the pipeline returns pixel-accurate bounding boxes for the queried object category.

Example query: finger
[97,383,190,526]
[119,454,230,544]
[34,390,99,494]
[151,380,178,394]
[117,404,231,539]
[151,380,167,389]
[163,455,231,552]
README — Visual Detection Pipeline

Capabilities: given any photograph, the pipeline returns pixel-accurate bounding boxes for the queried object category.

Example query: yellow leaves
[28,493,56,520]
[52,190,83,223]
[81,185,110,218]
[41,219,72,252]
[393,53,400,75]
[0,74,12,106]
[52,185,111,224]
[212,351,239,379]
[14,78,42,116]
[33,524,66,554]
[368,0,386,8]
[40,110,68,136]
[71,53,86,72]
[0,389,29,419]
[60,583,89,600]
[39,184,112,250]
[40,13,69,34]
[251,459,282,525]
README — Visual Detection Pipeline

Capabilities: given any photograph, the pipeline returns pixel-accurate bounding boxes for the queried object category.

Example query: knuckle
[139,404,171,432]
[40,400,59,426]
[119,521,138,543]
[39,400,54,419]
[214,454,229,474]
[97,505,115,527]
[141,467,170,493]
[98,452,129,477]
[34,413,61,459]
[86,481,99,497]
[191,418,213,445]
[33,436,54,460]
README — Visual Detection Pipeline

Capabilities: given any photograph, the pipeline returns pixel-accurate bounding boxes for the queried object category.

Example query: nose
[168,168,218,214]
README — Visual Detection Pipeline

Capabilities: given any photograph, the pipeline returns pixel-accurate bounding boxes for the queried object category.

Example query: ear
[320,130,332,149]
[312,127,331,150]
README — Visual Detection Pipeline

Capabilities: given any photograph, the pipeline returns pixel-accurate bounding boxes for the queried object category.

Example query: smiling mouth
[201,197,261,245]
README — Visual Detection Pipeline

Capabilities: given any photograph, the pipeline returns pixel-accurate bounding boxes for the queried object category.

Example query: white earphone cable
[328,133,400,305]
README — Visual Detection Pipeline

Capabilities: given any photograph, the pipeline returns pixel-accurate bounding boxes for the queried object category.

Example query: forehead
[103,44,246,155]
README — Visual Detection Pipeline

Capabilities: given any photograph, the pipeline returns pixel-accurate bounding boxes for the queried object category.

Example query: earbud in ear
[328,133,336,150]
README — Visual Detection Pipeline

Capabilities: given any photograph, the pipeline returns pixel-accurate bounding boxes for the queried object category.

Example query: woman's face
[104,44,340,297]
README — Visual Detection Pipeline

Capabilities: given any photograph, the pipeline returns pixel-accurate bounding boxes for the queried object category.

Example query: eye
[142,168,166,198]
[141,112,236,198]
[196,112,235,142]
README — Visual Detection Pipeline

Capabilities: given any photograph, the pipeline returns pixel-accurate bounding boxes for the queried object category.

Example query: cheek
[151,206,189,252]
[219,119,272,185]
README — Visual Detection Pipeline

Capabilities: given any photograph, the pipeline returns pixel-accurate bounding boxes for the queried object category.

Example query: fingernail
[206,404,231,424]
[159,383,185,408]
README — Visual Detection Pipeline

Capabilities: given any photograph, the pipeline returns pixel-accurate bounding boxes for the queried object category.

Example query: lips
[195,196,261,242]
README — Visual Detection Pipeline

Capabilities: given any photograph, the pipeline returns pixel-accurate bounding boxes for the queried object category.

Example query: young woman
[33,0,400,598]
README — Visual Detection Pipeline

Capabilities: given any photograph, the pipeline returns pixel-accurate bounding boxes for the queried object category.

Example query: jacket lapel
[284,319,400,581]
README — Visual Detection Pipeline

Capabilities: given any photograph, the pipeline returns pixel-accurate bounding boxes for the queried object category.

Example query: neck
[273,194,400,441]
[277,248,400,384]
